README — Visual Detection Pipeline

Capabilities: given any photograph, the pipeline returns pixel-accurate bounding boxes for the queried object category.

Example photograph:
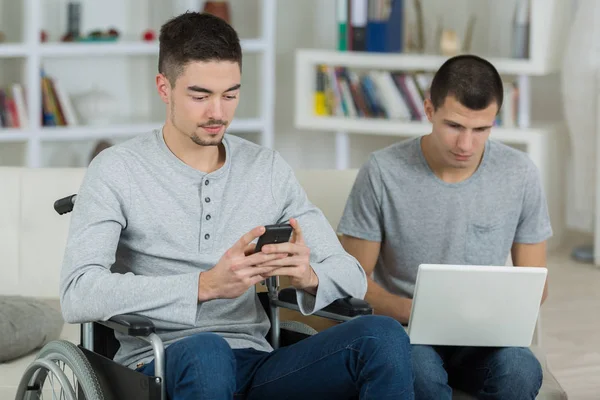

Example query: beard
[170,100,226,147]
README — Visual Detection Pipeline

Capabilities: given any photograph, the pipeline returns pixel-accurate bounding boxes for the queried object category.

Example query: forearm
[365,276,412,325]
[60,266,200,327]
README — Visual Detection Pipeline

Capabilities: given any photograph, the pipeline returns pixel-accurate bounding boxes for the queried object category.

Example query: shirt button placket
[202,179,213,251]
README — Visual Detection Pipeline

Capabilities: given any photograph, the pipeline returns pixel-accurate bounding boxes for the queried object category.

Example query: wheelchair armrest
[98,314,155,337]
[278,287,373,319]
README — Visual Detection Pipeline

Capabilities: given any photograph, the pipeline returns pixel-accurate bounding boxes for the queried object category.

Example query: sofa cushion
[0,296,64,362]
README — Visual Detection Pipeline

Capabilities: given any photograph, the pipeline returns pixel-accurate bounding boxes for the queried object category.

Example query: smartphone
[255,223,293,252]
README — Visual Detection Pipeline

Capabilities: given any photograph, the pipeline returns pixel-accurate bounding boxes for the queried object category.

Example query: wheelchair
[14,194,373,400]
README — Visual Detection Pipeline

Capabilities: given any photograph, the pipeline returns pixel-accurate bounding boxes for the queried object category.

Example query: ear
[424,98,435,123]
[156,73,171,105]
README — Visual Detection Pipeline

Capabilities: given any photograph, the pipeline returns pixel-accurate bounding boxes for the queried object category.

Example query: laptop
[407,264,547,347]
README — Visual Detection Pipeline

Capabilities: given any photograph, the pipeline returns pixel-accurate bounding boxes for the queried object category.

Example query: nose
[207,98,224,120]
[456,131,473,153]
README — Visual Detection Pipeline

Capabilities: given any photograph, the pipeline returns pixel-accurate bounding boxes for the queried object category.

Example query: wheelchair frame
[21,194,374,400]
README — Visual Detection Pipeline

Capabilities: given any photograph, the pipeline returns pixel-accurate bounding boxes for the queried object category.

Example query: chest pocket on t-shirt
[465,222,509,266]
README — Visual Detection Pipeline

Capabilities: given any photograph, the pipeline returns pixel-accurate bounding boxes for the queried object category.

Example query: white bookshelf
[293,0,570,248]
[0,0,277,167]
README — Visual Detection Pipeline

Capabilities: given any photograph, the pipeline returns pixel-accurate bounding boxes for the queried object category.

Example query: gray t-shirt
[337,137,552,299]
[60,129,367,368]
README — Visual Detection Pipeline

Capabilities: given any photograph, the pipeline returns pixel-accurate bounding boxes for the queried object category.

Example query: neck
[420,135,481,184]
[162,122,226,174]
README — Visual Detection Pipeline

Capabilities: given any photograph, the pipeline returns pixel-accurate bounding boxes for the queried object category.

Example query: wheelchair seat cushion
[0,296,64,362]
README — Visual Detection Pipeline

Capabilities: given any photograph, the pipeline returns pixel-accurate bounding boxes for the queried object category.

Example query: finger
[242,265,282,278]
[289,218,305,245]
[232,226,265,253]
[244,242,257,256]
[233,252,288,270]
[262,267,300,278]
[255,256,304,269]
[262,242,306,255]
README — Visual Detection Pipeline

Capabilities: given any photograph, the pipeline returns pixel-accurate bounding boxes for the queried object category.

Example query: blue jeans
[137,315,414,399]
[411,345,543,400]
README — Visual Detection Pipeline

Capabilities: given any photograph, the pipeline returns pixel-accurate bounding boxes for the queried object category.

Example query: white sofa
[0,167,567,399]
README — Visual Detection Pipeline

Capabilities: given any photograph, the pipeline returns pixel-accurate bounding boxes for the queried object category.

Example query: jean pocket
[465,223,506,265]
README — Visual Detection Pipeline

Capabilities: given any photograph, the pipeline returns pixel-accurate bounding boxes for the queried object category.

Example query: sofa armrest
[277,287,373,320]
[98,314,155,337]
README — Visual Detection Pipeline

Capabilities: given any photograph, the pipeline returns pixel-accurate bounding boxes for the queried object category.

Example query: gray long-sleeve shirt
[59,129,367,368]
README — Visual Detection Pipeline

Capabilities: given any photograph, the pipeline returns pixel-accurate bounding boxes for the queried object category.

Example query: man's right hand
[197,226,288,302]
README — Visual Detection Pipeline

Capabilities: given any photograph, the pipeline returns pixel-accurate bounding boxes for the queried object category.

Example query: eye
[192,96,207,101]
[224,95,238,100]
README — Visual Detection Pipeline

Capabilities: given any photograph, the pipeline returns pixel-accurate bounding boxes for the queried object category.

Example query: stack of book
[41,71,78,127]
[0,84,28,129]
[315,65,432,121]
[314,65,521,128]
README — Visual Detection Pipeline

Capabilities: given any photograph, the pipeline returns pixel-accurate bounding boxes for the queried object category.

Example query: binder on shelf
[341,0,404,53]
[350,0,368,51]
[337,0,348,51]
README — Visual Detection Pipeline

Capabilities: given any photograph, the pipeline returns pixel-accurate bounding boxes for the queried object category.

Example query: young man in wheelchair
[59,11,414,400]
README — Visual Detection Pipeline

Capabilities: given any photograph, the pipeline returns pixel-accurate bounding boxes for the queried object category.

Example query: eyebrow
[186,84,241,94]
[443,119,493,130]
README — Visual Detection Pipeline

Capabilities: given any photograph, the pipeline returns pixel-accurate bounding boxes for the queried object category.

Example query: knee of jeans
[492,348,543,391]
[167,332,235,372]
[352,315,407,337]
[350,315,410,353]
[411,346,447,385]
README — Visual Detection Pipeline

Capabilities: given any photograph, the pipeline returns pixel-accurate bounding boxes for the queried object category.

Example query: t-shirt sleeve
[337,155,384,242]
[514,162,553,244]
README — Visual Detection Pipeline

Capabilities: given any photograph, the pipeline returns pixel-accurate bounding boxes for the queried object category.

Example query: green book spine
[338,23,347,51]
[337,0,348,51]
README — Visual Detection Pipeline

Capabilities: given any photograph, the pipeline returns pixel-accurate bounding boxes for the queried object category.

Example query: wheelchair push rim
[15,340,104,400]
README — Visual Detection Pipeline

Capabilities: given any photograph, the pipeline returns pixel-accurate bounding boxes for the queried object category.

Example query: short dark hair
[158,12,242,87]
[429,54,503,112]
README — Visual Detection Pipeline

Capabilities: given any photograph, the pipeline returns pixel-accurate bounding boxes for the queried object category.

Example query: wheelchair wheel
[15,340,104,400]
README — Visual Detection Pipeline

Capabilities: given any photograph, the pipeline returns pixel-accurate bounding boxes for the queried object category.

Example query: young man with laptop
[337,54,552,399]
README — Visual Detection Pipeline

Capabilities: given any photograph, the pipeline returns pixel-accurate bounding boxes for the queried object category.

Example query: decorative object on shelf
[203,0,231,24]
[406,0,425,53]
[512,0,530,59]
[75,28,120,42]
[89,140,113,164]
[66,2,81,39]
[142,29,156,42]
[40,30,48,42]
[72,88,118,126]
[0,31,5,43]
[560,0,597,263]
[439,29,460,56]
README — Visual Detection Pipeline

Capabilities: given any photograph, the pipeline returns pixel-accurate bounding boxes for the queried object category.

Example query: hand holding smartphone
[254,223,293,253]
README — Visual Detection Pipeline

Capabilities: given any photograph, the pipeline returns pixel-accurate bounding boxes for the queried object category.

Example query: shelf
[295,116,560,146]
[38,118,263,142]
[0,44,29,58]
[296,49,558,76]
[0,129,31,142]
[40,38,266,57]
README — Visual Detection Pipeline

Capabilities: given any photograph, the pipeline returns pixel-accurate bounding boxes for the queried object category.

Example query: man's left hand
[257,218,319,294]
